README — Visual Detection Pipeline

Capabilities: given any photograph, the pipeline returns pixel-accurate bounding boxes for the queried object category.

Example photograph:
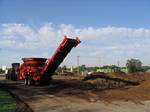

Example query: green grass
[0,90,17,112]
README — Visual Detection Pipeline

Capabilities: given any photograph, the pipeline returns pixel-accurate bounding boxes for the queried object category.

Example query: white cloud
[1,23,150,66]
[0,23,61,50]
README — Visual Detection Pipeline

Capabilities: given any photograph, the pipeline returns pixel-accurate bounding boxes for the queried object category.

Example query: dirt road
[0,75,150,112]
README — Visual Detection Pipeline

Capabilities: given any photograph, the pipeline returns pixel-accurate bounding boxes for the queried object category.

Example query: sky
[0,0,150,67]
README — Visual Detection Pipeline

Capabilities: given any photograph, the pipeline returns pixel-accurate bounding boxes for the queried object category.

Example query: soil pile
[87,73,150,103]
[54,73,150,103]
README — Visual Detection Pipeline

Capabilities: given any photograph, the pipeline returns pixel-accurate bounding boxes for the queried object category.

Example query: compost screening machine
[6,36,80,85]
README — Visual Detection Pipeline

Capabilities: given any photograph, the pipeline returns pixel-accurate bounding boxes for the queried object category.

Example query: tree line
[57,58,150,73]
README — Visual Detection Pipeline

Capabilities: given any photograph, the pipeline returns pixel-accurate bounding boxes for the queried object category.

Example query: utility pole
[98,57,101,68]
[117,60,120,67]
[77,56,80,73]
[117,60,120,72]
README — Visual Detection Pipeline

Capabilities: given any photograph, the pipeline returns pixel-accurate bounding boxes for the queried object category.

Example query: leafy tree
[62,65,67,70]
[100,65,120,72]
[126,59,142,73]
[0,68,2,73]
[142,66,150,72]
[79,65,86,71]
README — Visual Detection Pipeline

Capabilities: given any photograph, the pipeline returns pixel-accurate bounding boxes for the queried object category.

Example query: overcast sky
[0,0,150,67]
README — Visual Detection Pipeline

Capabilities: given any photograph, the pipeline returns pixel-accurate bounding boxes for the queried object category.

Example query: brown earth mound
[84,72,150,103]
[53,72,150,103]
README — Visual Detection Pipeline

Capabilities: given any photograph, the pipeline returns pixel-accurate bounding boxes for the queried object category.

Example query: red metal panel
[43,36,80,75]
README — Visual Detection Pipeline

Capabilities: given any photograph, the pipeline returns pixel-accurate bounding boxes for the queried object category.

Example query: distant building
[120,68,128,73]
[96,68,112,73]
[146,69,150,73]
[70,66,73,72]
[96,67,128,73]
[2,65,7,71]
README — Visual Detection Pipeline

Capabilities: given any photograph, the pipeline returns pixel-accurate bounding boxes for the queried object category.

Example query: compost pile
[84,72,150,103]
[53,72,150,103]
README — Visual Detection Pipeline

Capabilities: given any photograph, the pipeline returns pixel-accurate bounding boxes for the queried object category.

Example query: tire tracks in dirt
[0,82,33,112]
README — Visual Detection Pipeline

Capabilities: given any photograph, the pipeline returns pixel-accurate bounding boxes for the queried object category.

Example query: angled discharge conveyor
[43,36,81,76]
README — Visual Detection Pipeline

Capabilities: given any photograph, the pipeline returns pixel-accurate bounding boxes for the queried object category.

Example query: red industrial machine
[6,36,80,85]
[6,63,20,81]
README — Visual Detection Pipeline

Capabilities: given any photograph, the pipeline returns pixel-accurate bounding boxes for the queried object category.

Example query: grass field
[0,89,16,112]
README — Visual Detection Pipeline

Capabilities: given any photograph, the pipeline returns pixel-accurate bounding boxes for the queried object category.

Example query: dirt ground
[1,73,150,112]
[86,72,150,103]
